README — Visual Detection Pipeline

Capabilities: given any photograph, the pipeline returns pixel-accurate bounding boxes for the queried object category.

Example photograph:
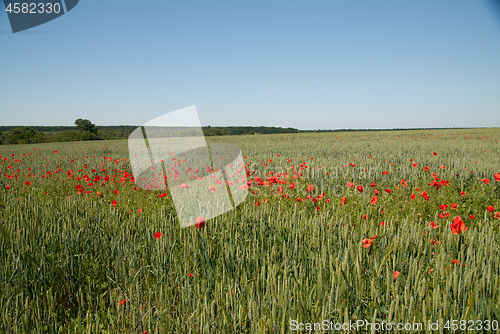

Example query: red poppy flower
[209,186,216,192]
[452,259,459,265]
[5,186,10,190]
[362,214,367,220]
[382,170,389,175]
[341,196,347,206]
[422,192,430,201]
[361,238,373,248]
[410,193,416,200]
[154,232,163,239]
[379,221,385,226]
[424,166,429,171]
[400,179,408,187]
[347,182,354,188]
[469,214,475,219]
[393,271,400,279]
[195,216,205,229]
[297,197,302,202]
[451,203,458,210]
[357,185,364,193]
[495,173,500,181]
[429,221,439,229]
[255,201,261,207]
[439,212,450,219]
[433,152,437,156]
[493,212,500,219]
[384,189,392,194]
[54,150,58,154]
[25,181,31,186]
[114,189,119,195]
[96,191,103,197]
[450,216,468,235]
[370,182,377,187]
[316,206,320,211]
[370,196,378,205]
[111,200,117,207]
[189,272,194,277]
[481,178,490,184]
[440,204,449,210]
[137,208,143,213]
[430,239,440,246]
[487,206,495,212]
[460,191,465,196]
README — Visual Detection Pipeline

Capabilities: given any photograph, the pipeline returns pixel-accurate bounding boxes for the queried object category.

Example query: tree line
[0,119,137,145]
[1,121,491,145]
[0,120,303,145]
[202,125,300,136]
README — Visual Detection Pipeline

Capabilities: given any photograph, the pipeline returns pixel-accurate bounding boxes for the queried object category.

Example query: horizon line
[0,125,499,132]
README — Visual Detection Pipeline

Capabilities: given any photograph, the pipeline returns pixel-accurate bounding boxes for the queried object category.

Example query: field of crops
[1,128,500,333]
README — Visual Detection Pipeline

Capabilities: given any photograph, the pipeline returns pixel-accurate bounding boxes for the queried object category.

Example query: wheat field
[1,129,499,333]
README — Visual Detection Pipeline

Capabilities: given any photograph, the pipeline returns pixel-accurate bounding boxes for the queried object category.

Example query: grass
[0,128,499,333]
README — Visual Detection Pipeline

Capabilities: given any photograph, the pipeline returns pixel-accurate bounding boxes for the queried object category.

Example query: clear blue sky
[1,0,499,130]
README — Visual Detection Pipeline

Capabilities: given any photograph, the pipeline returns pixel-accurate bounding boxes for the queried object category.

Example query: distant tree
[6,127,50,144]
[0,131,4,145]
[74,119,97,134]
[51,130,97,143]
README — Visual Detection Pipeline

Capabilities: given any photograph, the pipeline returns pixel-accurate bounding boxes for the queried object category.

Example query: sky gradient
[1,0,499,130]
